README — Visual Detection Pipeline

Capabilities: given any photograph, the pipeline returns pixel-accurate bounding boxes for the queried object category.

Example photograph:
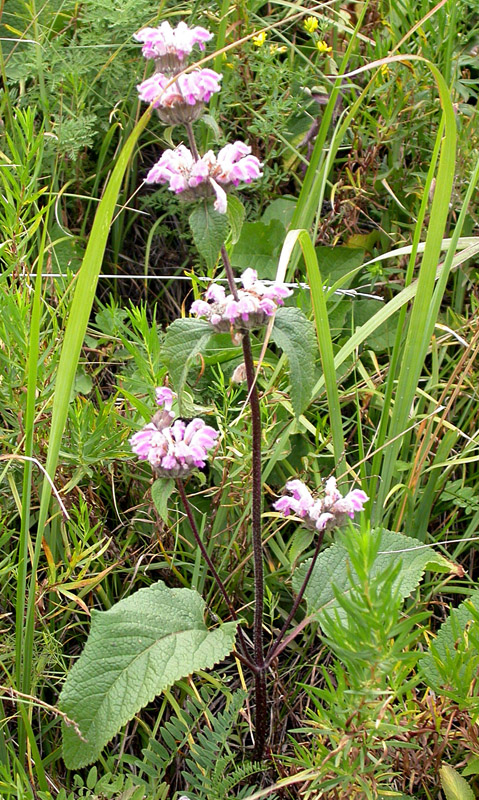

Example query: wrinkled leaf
[271,306,317,416]
[293,529,460,622]
[60,582,236,768]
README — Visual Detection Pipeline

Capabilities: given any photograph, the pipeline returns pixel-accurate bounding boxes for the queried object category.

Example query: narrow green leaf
[189,201,229,268]
[60,582,236,768]
[419,589,479,691]
[293,529,459,622]
[270,307,317,417]
[226,194,246,245]
[440,764,475,800]
[151,478,175,523]
[162,318,212,410]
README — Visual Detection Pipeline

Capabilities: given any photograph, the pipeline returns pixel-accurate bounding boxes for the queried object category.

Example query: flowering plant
[60,17,373,772]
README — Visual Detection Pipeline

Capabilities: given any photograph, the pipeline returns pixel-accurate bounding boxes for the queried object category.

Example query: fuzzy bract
[137,69,222,124]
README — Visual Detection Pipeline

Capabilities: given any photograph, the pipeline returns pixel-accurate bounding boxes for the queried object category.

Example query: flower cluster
[134,21,212,71]
[146,142,262,213]
[274,478,368,532]
[190,268,292,331]
[137,69,222,124]
[130,387,218,478]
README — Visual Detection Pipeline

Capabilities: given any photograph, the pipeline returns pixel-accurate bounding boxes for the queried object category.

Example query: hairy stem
[176,478,251,663]
[185,122,200,161]
[265,527,326,666]
[221,245,267,758]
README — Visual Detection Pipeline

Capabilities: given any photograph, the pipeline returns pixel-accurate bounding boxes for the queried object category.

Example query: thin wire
[24,272,384,300]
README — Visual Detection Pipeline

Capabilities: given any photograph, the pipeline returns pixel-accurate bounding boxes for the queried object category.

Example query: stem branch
[176,478,250,661]
[266,527,325,666]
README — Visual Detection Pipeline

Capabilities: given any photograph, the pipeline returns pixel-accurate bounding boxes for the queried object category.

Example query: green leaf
[189,202,229,268]
[440,764,475,800]
[293,529,459,622]
[60,582,236,769]
[230,220,284,279]
[151,478,175,523]
[316,246,364,286]
[419,589,479,694]
[270,307,317,416]
[162,318,212,410]
[226,195,246,245]
[261,197,296,230]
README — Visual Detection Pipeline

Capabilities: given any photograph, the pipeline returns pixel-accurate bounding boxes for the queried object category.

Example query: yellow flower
[380,63,390,78]
[304,16,318,34]
[316,39,332,54]
[252,31,267,47]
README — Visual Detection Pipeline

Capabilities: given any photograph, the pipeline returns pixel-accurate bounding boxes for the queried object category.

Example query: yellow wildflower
[269,43,287,54]
[252,31,267,47]
[316,39,332,54]
[304,16,318,34]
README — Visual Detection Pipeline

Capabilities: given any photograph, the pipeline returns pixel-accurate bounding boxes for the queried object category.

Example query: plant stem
[176,478,251,663]
[265,527,325,666]
[220,245,267,759]
[185,122,200,161]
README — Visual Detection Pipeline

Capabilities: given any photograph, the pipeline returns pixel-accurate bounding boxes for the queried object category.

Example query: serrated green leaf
[293,529,458,622]
[226,195,246,245]
[162,318,212,410]
[60,582,236,769]
[151,478,175,523]
[270,307,317,416]
[440,764,475,800]
[189,202,229,268]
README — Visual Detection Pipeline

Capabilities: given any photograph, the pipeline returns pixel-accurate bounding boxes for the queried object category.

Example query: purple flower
[144,142,262,213]
[274,477,368,532]
[190,269,292,332]
[134,21,213,73]
[137,70,222,124]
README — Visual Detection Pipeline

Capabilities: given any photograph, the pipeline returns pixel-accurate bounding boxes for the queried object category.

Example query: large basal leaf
[270,306,317,417]
[60,582,236,769]
[189,201,229,268]
[292,529,461,622]
[163,318,212,409]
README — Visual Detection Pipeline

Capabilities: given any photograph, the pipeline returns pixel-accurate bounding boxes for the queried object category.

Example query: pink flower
[134,21,213,68]
[274,478,368,532]
[137,70,222,124]
[130,385,218,477]
[130,414,218,478]
[190,269,292,332]
[144,142,262,213]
